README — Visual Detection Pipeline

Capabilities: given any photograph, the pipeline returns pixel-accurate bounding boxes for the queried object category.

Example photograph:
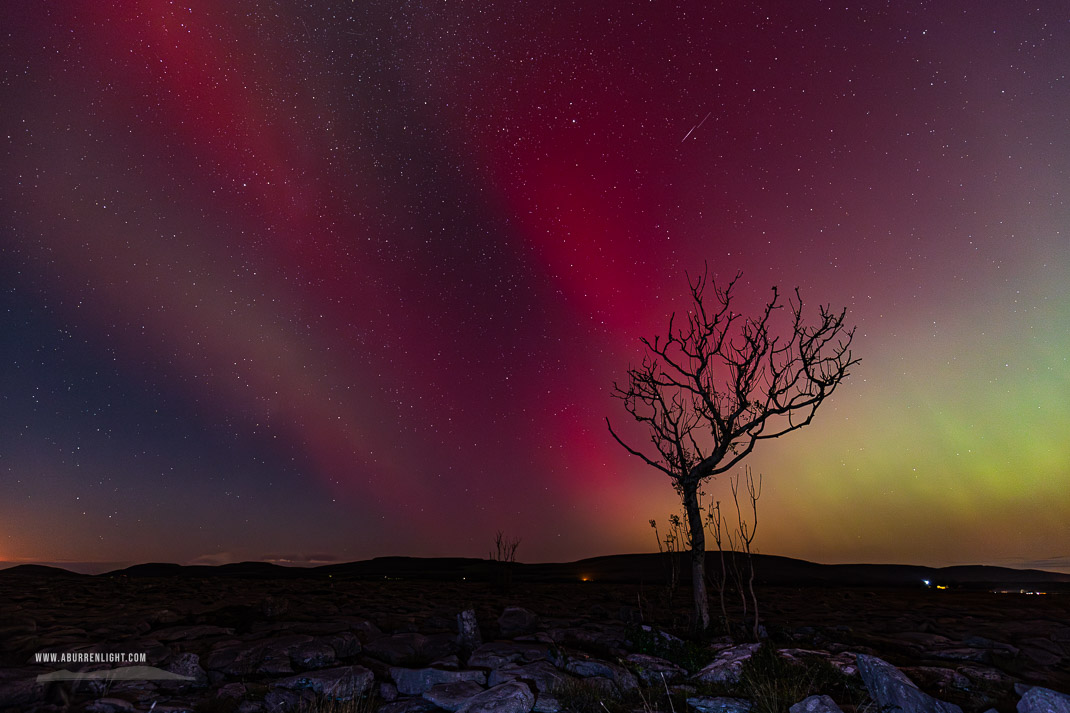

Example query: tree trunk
[682,482,710,631]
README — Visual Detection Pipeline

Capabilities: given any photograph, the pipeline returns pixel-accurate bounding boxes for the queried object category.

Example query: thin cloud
[260,553,341,566]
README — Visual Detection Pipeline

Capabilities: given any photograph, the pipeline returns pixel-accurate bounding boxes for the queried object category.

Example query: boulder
[692,644,761,685]
[339,616,384,643]
[423,680,488,710]
[379,699,444,713]
[687,696,753,713]
[901,667,970,692]
[624,653,687,685]
[458,610,483,652]
[327,631,364,658]
[857,654,963,713]
[1018,686,1070,713]
[391,666,488,695]
[290,639,338,670]
[957,664,1012,687]
[564,655,638,692]
[962,635,1019,657]
[457,682,536,713]
[203,634,313,675]
[273,664,375,700]
[789,695,843,713]
[165,652,209,687]
[468,642,550,670]
[928,648,991,664]
[488,661,566,693]
[635,625,684,647]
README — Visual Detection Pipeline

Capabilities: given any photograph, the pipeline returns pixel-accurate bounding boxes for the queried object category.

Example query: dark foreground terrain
[1,554,1068,713]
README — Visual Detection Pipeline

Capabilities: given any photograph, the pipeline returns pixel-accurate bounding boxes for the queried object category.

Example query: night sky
[2,2,1067,574]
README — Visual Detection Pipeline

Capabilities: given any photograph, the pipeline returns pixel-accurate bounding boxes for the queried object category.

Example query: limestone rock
[290,639,338,670]
[624,652,687,685]
[488,661,566,693]
[423,680,488,710]
[957,664,1012,688]
[857,654,963,713]
[789,695,843,713]
[391,666,488,695]
[165,652,209,687]
[1018,686,1070,713]
[458,610,483,652]
[379,699,443,713]
[457,681,536,713]
[327,630,364,658]
[692,644,761,685]
[274,664,375,700]
[338,616,384,642]
[928,648,991,664]
[687,696,753,713]
[468,642,551,670]
[962,635,1019,657]
[202,634,313,675]
[564,655,638,692]
[901,666,970,692]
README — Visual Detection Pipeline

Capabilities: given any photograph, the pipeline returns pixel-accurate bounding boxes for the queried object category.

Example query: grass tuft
[626,625,718,674]
[737,643,868,713]
[297,690,380,713]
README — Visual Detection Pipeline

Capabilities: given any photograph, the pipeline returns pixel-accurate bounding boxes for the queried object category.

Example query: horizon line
[3,551,1069,576]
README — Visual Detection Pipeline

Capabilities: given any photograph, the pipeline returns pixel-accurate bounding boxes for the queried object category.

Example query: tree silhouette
[607,270,859,631]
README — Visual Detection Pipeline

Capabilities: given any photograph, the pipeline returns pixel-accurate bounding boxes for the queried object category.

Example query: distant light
[922,579,930,586]
[936,585,948,590]
[580,576,591,582]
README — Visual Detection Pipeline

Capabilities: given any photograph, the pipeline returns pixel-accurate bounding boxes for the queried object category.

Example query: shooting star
[681,111,712,143]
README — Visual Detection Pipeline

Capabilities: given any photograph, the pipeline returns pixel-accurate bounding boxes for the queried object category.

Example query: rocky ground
[1,572,1068,713]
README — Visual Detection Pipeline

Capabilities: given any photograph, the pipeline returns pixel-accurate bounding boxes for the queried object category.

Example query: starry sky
[2,1,1068,574]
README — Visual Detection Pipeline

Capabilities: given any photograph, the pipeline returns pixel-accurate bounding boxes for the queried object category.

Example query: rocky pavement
[1,573,1068,713]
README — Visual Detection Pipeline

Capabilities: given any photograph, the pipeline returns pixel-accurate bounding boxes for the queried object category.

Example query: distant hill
[0,563,89,578]
[4,552,1068,589]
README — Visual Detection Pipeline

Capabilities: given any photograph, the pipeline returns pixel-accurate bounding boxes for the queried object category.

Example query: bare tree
[490,531,521,591]
[607,270,859,630]
[732,468,761,640]
[707,500,730,633]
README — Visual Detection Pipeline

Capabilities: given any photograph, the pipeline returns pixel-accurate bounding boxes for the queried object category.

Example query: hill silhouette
[4,552,1067,589]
